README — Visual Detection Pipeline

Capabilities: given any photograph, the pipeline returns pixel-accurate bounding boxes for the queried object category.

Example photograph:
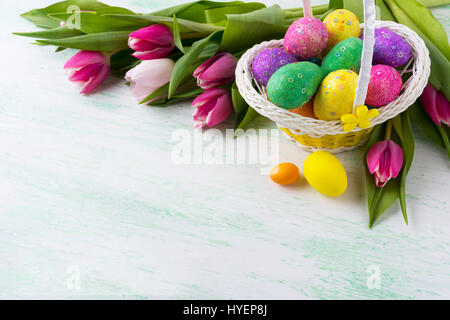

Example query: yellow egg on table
[303,151,347,197]
[323,9,360,52]
[314,69,358,120]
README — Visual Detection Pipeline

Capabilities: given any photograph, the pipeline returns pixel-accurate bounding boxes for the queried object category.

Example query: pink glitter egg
[284,17,328,60]
[365,64,403,107]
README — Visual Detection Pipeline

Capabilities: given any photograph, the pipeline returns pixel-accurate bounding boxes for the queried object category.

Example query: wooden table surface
[0,0,449,299]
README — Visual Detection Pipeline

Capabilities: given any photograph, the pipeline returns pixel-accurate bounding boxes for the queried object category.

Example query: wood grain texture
[0,0,449,299]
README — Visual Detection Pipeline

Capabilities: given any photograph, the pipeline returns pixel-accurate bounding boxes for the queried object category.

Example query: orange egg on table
[270,163,300,185]
[289,98,316,118]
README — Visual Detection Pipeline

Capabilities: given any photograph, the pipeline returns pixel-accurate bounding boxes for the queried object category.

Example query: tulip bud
[420,84,450,127]
[125,58,175,102]
[64,50,110,95]
[366,140,404,188]
[192,88,233,128]
[193,53,237,90]
[128,24,174,60]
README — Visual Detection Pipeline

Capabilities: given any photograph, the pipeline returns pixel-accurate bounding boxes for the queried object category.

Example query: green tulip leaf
[231,81,248,114]
[13,26,84,39]
[408,101,445,148]
[48,7,142,34]
[168,31,223,98]
[173,15,185,53]
[393,0,450,60]
[220,5,286,53]
[398,112,415,225]
[20,0,110,29]
[106,14,224,35]
[235,106,259,131]
[384,0,450,101]
[36,31,131,51]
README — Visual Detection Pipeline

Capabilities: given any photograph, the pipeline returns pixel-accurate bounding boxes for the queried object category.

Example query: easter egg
[270,163,300,185]
[363,28,412,67]
[303,151,347,197]
[321,37,363,76]
[289,97,316,118]
[284,17,328,60]
[323,9,360,52]
[267,62,323,110]
[314,69,358,120]
[251,48,298,86]
[365,64,402,107]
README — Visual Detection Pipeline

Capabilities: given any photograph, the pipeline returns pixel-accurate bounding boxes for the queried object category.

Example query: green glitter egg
[267,62,323,110]
[321,37,363,77]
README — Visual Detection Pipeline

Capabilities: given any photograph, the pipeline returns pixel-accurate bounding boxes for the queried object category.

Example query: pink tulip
[192,88,233,128]
[64,50,110,95]
[125,58,175,102]
[128,24,174,60]
[193,52,237,89]
[366,140,404,188]
[420,84,450,126]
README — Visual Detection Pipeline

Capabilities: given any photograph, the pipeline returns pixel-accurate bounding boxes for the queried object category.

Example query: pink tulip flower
[193,52,237,89]
[192,88,233,128]
[420,84,450,127]
[128,24,174,60]
[64,50,110,95]
[366,140,404,188]
[125,58,175,102]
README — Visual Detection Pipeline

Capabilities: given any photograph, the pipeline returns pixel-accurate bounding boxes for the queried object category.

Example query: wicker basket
[235,1,431,153]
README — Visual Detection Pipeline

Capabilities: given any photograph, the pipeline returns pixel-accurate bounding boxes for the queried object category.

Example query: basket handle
[352,0,376,111]
[302,0,376,112]
[303,0,313,18]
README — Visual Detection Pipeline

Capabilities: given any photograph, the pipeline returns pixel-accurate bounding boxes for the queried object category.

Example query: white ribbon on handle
[353,0,376,111]
[303,0,313,18]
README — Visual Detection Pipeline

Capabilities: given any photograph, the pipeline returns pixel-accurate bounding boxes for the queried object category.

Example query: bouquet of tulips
[15,0,450,227]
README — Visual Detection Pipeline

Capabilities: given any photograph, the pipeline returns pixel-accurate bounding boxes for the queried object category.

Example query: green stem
[283,4,330,19]
[385,121,393,140]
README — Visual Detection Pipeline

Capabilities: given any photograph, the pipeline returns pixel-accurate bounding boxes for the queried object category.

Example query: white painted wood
[0,0,449,299]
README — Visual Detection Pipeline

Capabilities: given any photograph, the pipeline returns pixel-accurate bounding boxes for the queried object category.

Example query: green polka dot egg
[321,37,363,77]
[267,62,322,110]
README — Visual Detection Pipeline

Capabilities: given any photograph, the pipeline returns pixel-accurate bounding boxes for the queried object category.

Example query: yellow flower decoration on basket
[340,105,379,132]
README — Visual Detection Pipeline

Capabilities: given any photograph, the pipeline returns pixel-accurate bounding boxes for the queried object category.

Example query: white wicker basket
[235,2,431,153]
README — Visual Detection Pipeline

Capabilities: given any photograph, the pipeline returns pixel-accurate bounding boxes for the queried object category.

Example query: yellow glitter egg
[323,9,360,52]
[314,69,358,120]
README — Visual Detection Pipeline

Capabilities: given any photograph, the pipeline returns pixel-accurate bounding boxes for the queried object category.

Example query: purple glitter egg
[362,28,412,67]
[251,48,298,86]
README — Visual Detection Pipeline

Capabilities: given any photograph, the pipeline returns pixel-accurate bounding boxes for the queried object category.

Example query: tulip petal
[420,84,440,126]
[68,63,103,82]
[64,51,106,69]
[192,88,227,109]
[125,58,175,102]
[193,53,227,78]
[80,63,110,95]
[436,91,450,126]
[205,93,232,127]
[366,140,389,174]
[129,24,174,45]
[132,46,174,60]
[386,140,404,179]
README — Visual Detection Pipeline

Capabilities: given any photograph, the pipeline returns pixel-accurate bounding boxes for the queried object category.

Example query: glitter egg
[314,69,359,120]
[251,48,298,86]
[284,17,328,60]
[323,9,360,52]
[267,62,323,110]
[321,37,363,77]
[365,64,402,107]
[362,28,412,67]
